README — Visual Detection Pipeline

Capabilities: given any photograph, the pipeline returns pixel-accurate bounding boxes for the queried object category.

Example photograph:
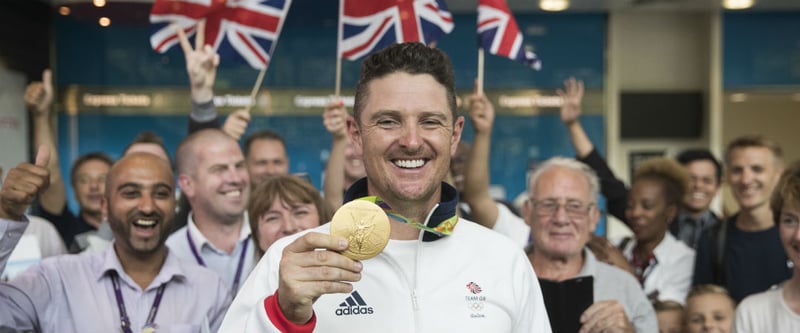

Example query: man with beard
[0,148,231,332]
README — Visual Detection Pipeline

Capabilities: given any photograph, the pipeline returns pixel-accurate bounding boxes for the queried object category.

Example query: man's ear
[101,197,108,221]
[346,115,363,156]
[588,204,601,234]
[450,116,465,156]
[178,174,194,198]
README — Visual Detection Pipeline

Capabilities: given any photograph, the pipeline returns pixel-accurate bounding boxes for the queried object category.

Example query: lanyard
[110,271,166,333]
[185,229,250,292]
[357,196,458,237]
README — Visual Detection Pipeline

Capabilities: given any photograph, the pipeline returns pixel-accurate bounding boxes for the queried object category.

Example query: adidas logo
[335,290,374,316]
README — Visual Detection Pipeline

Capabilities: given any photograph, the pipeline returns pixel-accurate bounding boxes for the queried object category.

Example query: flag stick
[335,0,344,98]
[477,48,485,94]
[335,57,342,98]
[248,67,267,111]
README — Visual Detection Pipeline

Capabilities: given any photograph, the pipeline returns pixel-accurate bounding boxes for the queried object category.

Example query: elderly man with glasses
[522,157,657,333]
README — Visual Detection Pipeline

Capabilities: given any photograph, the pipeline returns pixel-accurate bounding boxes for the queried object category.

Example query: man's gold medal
[330,200,391,260]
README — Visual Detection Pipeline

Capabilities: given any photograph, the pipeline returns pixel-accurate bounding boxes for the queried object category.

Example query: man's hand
[177,20,219,104]
[222,109,251,140]
[579,300,635,333]
[24,69,53,116]
[277,232,362,325]
[323,99,348,140]
[558,77,584,126]
[0,145,51,221]
[468,80,495,135]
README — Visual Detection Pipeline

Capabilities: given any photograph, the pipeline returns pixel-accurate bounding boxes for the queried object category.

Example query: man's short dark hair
[353,42,457,124]
[243,130,286,158]
[122,131,170,159]
[675,149,723,185]
[70,152,113,187]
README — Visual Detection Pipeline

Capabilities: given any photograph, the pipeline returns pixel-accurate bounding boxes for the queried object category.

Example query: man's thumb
[35,144,50,167]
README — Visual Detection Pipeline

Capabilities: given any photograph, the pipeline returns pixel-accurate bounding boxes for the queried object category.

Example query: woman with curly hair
[595,158,697,305]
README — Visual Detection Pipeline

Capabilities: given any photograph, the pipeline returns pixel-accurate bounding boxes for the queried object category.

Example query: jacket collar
[343,177,460,242]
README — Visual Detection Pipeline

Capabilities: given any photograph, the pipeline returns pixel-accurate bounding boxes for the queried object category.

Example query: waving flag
[478,0,541,70]
[150,0,292,70]
[340,0,454,61]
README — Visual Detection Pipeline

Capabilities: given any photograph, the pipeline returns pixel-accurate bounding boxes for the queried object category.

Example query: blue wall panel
[724,12,800,88]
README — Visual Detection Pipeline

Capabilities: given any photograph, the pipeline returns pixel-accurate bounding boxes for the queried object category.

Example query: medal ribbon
[357,196,458,236]
[110,271,166,333]
[186,229,250,292]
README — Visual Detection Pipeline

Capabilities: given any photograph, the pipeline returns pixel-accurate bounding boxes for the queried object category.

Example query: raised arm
[461,84,499,228]
[178,21,222,133]
[24,70,65,216]
[559,78,593,158]
[559,78,628,222]
[1,145,50,271]
[322,99,348,210]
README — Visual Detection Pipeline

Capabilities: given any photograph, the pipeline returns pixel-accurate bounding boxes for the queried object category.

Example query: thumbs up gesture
[0,145,51,221]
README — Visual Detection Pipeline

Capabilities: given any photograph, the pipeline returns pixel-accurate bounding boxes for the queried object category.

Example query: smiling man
[219,43,551,332]
[693,135,792,302]
[166,129,255,294]
[0,149,231,332]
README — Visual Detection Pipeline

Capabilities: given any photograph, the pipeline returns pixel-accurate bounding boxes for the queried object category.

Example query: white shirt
[492,202,530,248]
[165,212,255,294]
[734,283,800,333]
[616,233,695,304]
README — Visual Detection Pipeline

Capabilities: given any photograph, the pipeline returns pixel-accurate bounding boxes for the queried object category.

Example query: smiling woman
[617,157,696,304]
[248,175,332,258]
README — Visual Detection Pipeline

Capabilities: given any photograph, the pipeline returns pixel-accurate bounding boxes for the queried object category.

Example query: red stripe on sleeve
[264,291,316,333]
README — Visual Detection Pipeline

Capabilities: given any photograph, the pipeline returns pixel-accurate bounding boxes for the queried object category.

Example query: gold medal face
[330,200,391,260]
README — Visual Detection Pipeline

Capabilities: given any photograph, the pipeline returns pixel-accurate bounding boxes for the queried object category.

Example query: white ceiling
[47,0,800,13]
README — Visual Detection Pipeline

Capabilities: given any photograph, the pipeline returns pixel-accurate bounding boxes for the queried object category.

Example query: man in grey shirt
[0,148,231,332]
[521,157,657,333]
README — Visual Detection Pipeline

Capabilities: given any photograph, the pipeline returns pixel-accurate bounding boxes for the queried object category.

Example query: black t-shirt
[32,203,95,253]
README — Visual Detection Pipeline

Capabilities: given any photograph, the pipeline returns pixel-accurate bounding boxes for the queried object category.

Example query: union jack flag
[477,0,541,70]
[149,0,292,70]
[339,0,454,61]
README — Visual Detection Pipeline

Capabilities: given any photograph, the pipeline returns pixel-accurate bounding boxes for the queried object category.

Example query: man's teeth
[224,190,241,197]
[133,219,156,227]
[394,159,425,169]
[692,192,706,199]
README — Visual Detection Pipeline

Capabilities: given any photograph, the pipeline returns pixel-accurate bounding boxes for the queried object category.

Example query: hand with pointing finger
[0,145,51,221]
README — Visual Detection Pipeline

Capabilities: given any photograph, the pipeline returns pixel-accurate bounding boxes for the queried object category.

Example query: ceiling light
[723,0,754,10]
[58,6,70,16]
[99,17,111,27]
[93,0,106,8]
[540,0,569,12]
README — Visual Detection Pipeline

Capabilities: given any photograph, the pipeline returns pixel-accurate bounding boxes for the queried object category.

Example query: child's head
[684,285,736,333]
[654,300,684,333]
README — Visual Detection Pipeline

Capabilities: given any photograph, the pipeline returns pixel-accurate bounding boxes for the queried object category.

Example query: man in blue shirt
[0,147,231,332]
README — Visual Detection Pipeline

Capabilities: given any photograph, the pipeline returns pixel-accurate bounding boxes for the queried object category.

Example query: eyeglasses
[530,199,594,219]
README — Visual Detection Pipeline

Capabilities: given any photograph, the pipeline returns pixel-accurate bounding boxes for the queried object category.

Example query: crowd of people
[1,41,799,332]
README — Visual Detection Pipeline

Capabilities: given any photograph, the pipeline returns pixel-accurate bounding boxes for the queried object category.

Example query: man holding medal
[0,148,231,332]
[220,43,551,332]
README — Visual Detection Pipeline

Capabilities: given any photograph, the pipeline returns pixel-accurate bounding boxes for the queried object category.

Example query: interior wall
[609,11,713,184]
[606,11,715,238]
